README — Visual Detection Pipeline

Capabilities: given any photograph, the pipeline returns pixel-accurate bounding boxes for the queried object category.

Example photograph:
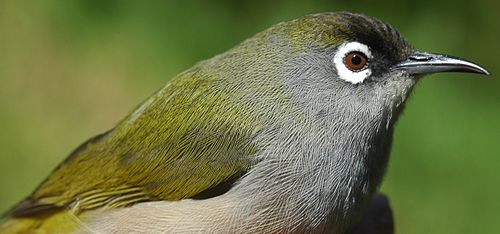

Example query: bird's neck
[231,108,396,232]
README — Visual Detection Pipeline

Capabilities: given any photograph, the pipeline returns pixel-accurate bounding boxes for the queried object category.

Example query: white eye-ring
[333,42,373,84]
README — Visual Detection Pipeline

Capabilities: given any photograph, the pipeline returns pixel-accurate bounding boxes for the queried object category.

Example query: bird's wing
[7,70,261,217]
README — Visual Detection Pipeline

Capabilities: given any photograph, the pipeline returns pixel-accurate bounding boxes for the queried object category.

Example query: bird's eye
[333,42,373,84]
[344,51,368,71]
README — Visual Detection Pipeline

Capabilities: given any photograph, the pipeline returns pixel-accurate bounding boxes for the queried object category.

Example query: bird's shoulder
[7,70,262,217]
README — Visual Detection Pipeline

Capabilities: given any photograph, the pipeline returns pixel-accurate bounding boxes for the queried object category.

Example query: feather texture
[1,12,417,233]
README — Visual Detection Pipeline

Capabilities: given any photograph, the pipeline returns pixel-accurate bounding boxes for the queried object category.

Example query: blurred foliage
[0,1,499,233]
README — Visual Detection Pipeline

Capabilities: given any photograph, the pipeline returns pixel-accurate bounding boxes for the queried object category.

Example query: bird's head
[240,12,490,125]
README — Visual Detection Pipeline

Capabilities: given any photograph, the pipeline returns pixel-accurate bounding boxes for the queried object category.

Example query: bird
[0,11,489,233]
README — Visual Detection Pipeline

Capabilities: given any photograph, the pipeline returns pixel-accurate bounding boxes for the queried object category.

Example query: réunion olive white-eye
[0,11,489,233]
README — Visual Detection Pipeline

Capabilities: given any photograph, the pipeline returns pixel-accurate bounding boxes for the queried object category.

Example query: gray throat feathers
[230,81,414,232]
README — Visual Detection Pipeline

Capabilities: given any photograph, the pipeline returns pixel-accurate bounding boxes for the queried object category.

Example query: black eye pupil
[351,54,362,65]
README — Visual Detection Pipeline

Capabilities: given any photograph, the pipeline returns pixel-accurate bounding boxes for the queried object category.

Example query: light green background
[0,1,498,233]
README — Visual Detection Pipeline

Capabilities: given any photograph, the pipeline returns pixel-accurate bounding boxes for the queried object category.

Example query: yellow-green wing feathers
[7,68,262,218]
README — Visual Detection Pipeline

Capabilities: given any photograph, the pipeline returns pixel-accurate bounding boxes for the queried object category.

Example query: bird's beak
[391,51,490,76]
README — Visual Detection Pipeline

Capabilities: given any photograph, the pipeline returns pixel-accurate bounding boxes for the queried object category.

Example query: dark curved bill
[391,51,490,76]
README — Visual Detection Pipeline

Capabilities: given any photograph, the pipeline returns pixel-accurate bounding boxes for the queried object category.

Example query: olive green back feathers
[8,68,266,217]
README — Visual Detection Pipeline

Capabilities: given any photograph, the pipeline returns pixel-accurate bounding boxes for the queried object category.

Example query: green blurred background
[0,0,498,233]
